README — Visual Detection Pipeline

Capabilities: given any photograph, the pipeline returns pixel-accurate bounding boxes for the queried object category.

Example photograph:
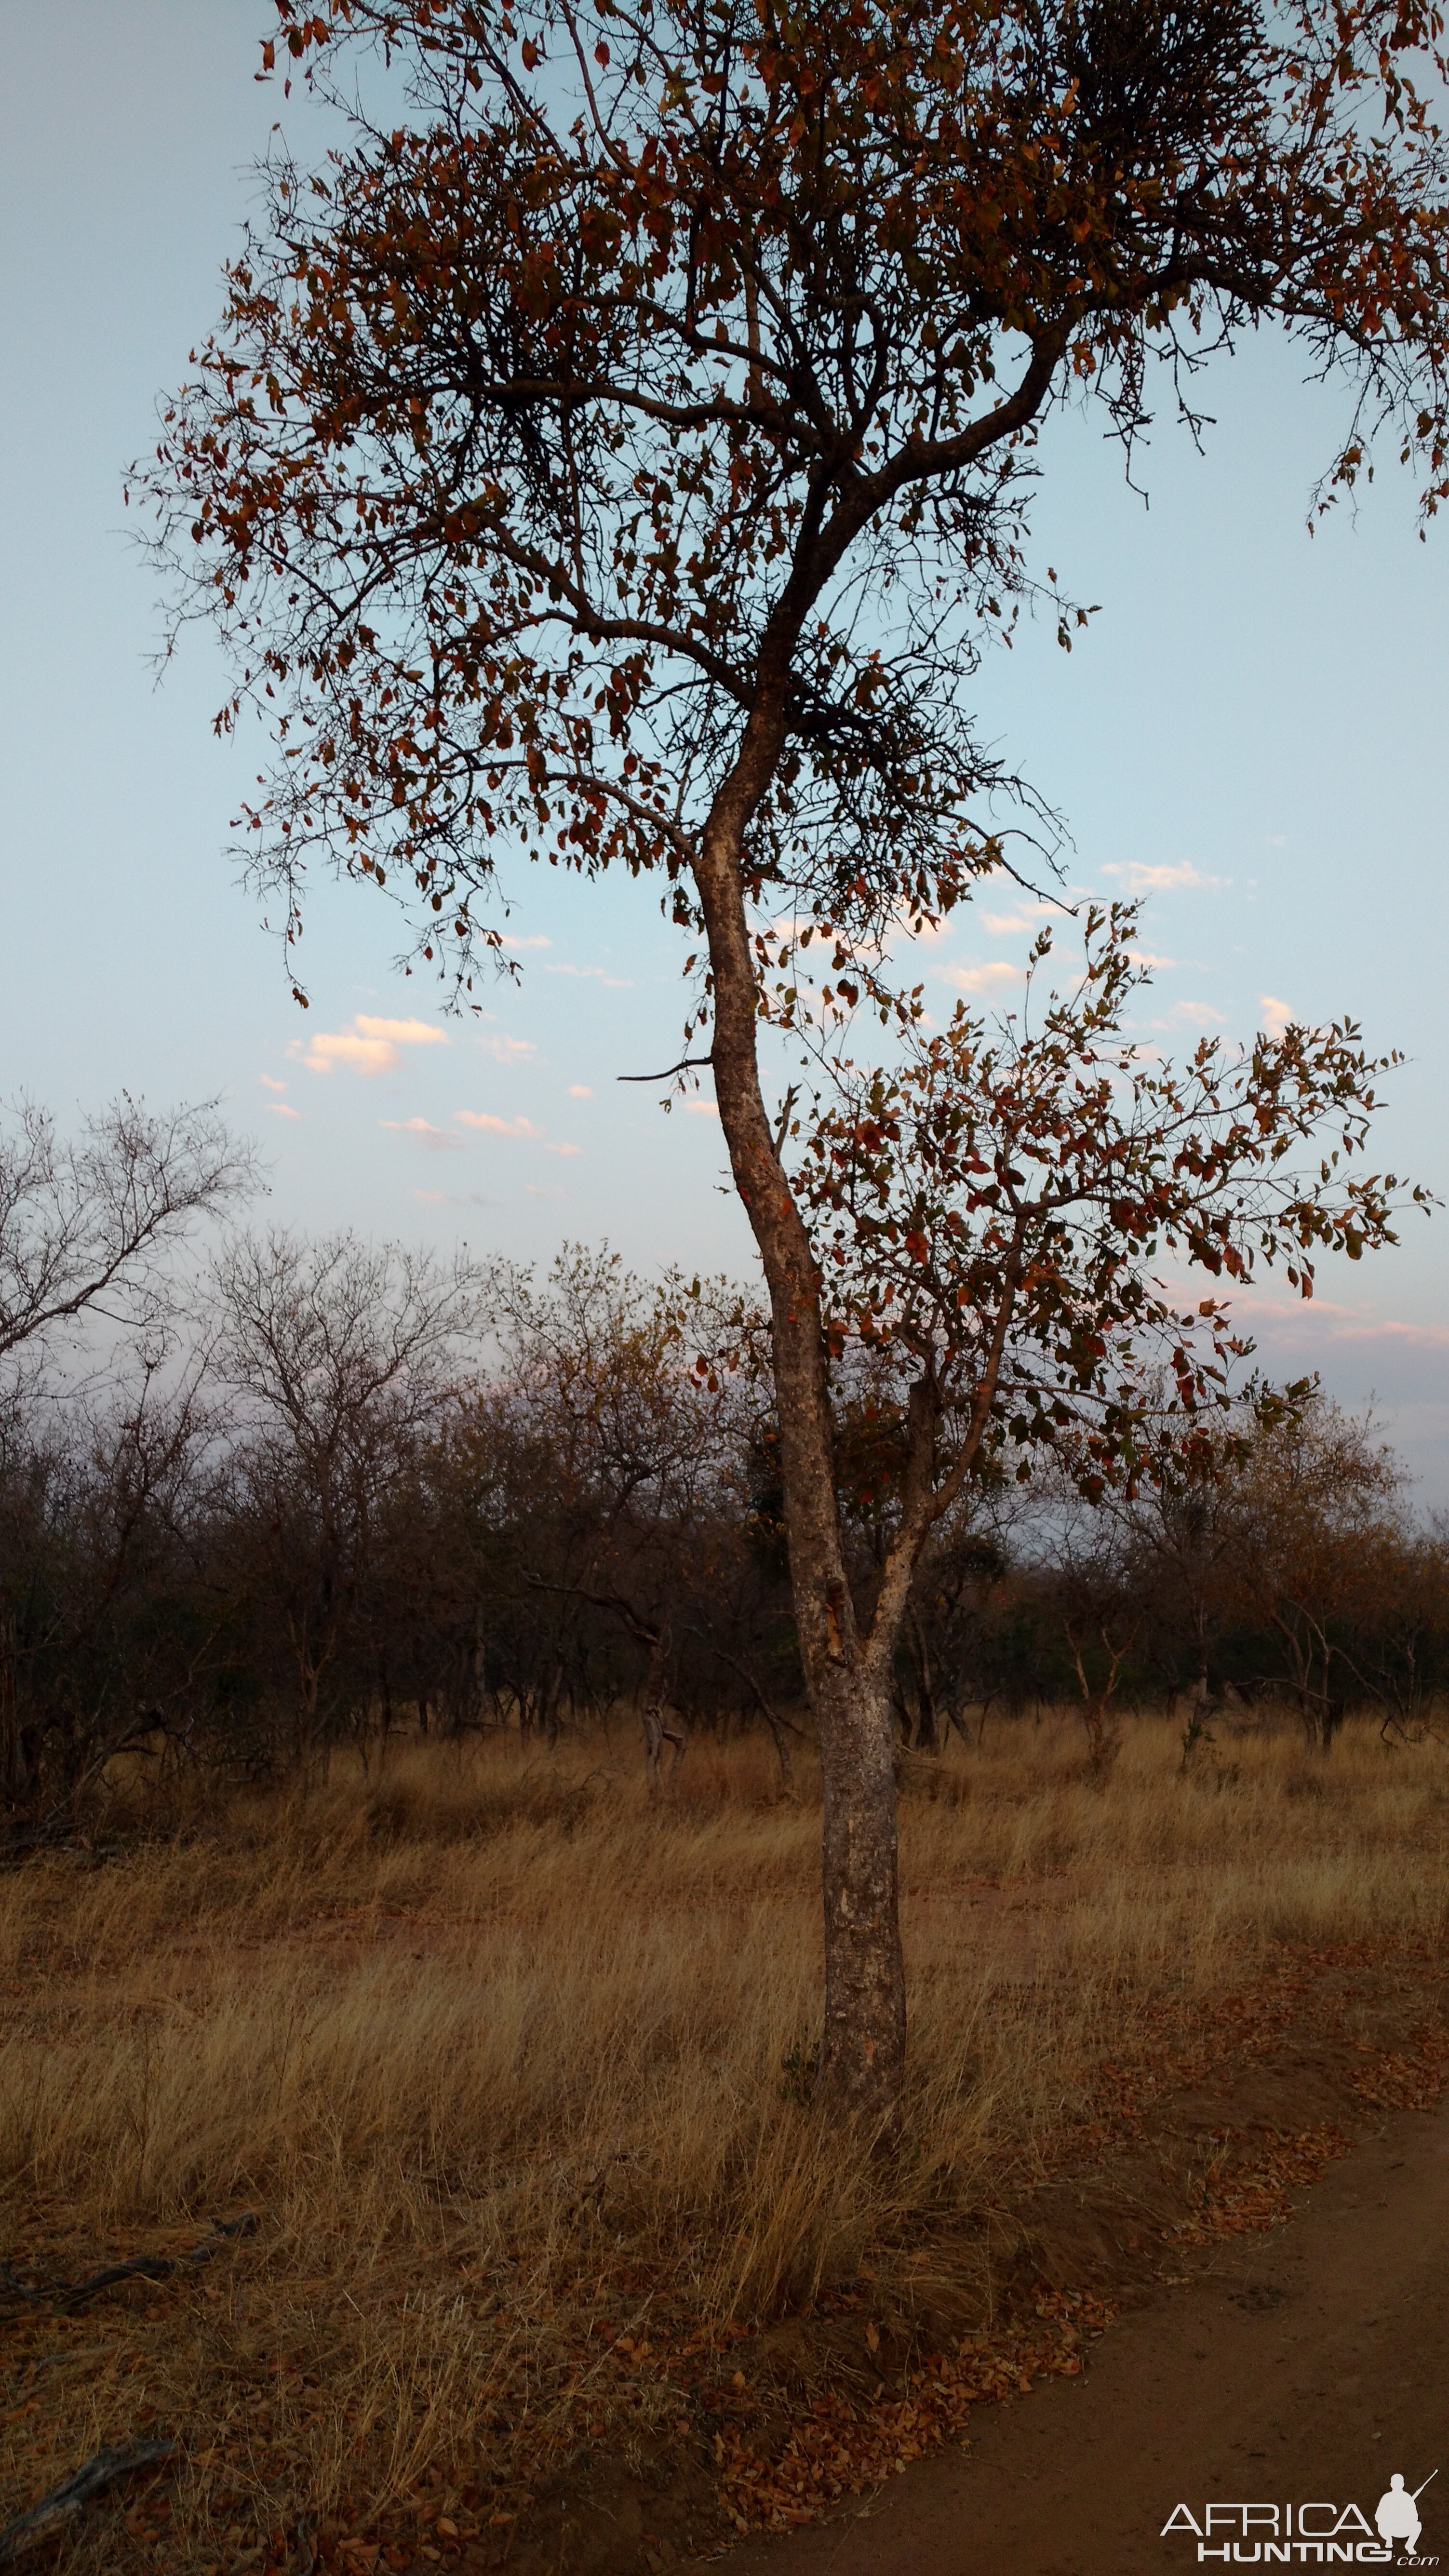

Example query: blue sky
[2,4,1447,1490]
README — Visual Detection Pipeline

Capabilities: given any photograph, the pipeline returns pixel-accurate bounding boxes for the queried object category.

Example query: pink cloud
[456,1111,544,1138]
[295,1013,448,1075]
[948,960,1026,996]
[381,1117,464,1154]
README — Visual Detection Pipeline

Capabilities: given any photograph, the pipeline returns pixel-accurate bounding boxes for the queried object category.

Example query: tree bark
[694,743,906,2127]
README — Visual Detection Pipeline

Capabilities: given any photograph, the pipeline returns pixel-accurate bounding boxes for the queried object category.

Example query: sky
[1,4,1447,1491]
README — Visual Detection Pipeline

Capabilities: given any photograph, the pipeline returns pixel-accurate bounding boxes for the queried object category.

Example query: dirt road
[724,2101,1449,2576]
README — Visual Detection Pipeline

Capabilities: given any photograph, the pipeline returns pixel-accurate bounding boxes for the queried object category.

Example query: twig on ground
[0,2440,177,2567]
[0,2212,257,2321]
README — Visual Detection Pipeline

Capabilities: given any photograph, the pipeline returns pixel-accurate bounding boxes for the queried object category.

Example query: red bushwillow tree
[137,0,1448,2119]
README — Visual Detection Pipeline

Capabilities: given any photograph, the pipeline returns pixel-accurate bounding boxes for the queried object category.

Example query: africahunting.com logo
[1162,2470,1438,2564]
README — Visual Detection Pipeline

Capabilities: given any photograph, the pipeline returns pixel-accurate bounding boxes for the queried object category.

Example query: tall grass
[2,1713,1447,2547]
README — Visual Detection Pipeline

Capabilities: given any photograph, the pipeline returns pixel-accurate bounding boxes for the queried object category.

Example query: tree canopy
[144,0,1449,989]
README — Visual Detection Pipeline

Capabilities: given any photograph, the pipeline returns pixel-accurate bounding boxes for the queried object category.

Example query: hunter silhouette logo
[1163,2469,1438,2562]
[1377,2473,1436,2557]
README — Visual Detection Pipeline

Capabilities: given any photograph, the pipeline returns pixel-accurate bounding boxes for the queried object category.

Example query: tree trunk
[909,1609,940,1754]
[816,1663,906,2119]
[695,785,906,2126]
[640,1623,686,1784]
[0,1614,23,1813]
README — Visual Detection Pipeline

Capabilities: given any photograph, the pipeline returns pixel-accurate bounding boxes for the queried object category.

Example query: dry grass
[2,1711,1448,2563]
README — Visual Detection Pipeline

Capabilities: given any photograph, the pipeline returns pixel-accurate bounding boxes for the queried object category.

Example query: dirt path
[724,2101,1449,2576]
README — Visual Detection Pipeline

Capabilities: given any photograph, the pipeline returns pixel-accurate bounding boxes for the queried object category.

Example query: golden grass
[2,1712,1448,2562]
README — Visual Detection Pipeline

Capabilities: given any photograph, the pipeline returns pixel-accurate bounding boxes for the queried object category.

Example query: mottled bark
[695,742,906,2125]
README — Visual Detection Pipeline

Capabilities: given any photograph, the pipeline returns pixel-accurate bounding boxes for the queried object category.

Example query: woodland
[2,1106,1445,1829]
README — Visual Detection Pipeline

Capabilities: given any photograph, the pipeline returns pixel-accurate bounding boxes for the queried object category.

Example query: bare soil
[721,2031,1449,2576]
[712,2100,1449,2576]
[513,1952,1449,2576]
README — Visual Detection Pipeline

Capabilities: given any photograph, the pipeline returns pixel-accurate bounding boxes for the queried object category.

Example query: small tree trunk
[640,1622,685,1784]
[817,1663,906,2118]
[0,1615,23,1813]
[909,1608,940,1754]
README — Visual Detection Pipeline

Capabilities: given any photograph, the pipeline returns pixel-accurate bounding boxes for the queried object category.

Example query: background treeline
[4,1204,1448,1825]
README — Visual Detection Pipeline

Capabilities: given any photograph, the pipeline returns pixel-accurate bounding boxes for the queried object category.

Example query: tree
[1346,1516,1449,1741]
[443,1245,743,1756]
[1216,1397,1408,1748]
[138,0,1449,2120]
[0,1341,227,1823]
[774,912,1415,1785]
[211,1229,486,1760]
[0,1096,254,1371]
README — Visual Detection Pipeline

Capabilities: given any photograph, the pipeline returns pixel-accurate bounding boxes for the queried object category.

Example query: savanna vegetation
[7,0,1449,2559]
[4,1098,1449,2569]
[3,1718,1449,2573]
[133,0,1449,2122]
[5,1154,1449,1825]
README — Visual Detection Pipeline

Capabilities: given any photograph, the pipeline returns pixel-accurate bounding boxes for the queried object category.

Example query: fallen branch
[0,2211,256,2321]
[0,2440,176,2567]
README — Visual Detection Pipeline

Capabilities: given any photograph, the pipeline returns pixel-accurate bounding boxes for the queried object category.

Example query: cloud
[298,1031,398,1074]
[501,933,551,951]
[355,1014,447,1046]
[1248,1293,1449,1355]
[1259,993,1295,1038]
[456,1111,544,1139]
[1128,950,1176,969]
[455,1109,579,1154]
[270,1102,302,1122]
[380,1116,464,1153]
[684,1099,719,1118]
[568,1083,593,1099]
[412,1189,447,1205]
[543,962,634,988]
[477,1032,538,1063]
[260,1074,287,1094]
[1101,861,1226,894]
[1167,1001,1227,1029]
[979,900,1063,936]
[1264,833,1287,849]
[296,1013,448,1075]
[947,960,1027,996]
[526,1183,566,1199]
